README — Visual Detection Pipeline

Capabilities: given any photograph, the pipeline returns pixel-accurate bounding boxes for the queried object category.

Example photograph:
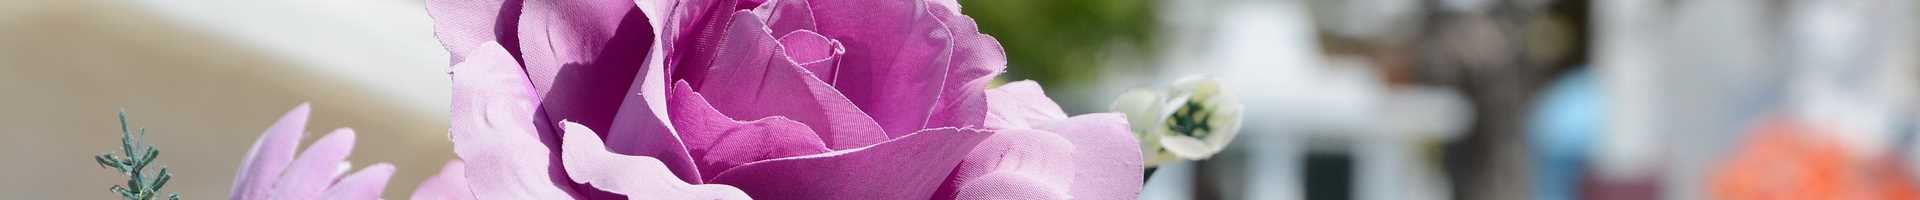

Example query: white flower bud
[1157,77,1243,160]
[1112,76,1245,166]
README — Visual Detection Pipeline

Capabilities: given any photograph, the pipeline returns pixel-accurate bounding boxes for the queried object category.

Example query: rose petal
[810,0,957,137]
[317,163,396,200]
[709,128,993,199]
[924,2,1005,130]
[1037,113,1145,200]
[603,0,701,184]
[426,0,520,63]
[599,90,698,184]
[559,122,753,199]
[516,0,657,136]
[412,160,477,200]
[449,41,575,199]
[661,0,744,87]
[759,0,818,36]
[985,81,1145,199]
[230,103,309,199]
[696,11,889,149]
[985,80,1070,129]
[600,60,698,184]
[600,98,700,185]
[779,30,843,83]
[272,128,358,198]
[935,128,1075,199]
[953,173,1071,200]
[670,80,833,179]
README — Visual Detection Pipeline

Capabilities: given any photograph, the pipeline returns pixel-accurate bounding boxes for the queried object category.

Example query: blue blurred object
[1529,68,1605,200]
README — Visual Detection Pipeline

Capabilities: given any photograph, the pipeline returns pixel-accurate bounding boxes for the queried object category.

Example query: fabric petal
[412,160,477,200]
[1036,113,1145,200]
[559,122,753,199]
[779,30,844,83]
[1159,135,1214,159]
[272,128,358,198]
[669,80,833,179]
[515,0,656,136]
[924,2,1005,130]
[709,128,993,199]
[449,41,574,199]
[604,0,700,185]
[935,128,1075,199]
[661,0,744,87]
[317,163,397,200]
[600,60,697,183]
[601,111,698,185]
[755,0,817,35]
[985,80,1070,129]
[230,103,309,199]
[425,0,520,63]
[1108,89,1164,130]
[953,173,1071,200]
[810,0,957,137]
[601,93,699,184]
[1110,89,1166,161]
[696,11,889,149]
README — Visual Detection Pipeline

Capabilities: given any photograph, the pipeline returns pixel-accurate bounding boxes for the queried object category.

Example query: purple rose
[428,0,1143,199]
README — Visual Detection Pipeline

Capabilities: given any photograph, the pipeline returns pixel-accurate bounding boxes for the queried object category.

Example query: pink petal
[953,173,1071,200]
[425,0,518,63]
[272,128,358,198]
[661,0,746,87]
[669,81,833,179]
[1036,113,1144,200]
[449,41,575,199]
[318,163,397,200]
[923,2,1005,130]
[935,128,1075,199]
[985,80,1070,129]
[559,122,752,199]
[230,103,309,199]
[810,0,958,136]
[515,0,657,136]
[760,0,818,37]
[779,30,843,83]
[599,66,697,184]
[603,0,697,184]
[600,99,699,184]
[411,160,476,200]
[708,128,992,199]
[695,11,889,149]
[984,82,1145,199]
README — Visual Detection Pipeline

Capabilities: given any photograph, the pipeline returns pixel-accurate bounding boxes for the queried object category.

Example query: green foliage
[94,110,182,200]
[960,0,1159,87]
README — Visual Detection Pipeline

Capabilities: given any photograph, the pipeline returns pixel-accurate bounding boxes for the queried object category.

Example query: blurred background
[1,0,1916,199]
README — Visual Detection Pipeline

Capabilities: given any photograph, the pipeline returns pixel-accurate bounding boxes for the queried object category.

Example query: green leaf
[95,109,182,200]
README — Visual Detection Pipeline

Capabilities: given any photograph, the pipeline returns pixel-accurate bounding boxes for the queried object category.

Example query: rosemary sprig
[94,109,182,200]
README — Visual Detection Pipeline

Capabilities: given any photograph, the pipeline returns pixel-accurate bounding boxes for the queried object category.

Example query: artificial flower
[228,104,395,199]
[1113,76,1244,166]
[428,0,1144,199]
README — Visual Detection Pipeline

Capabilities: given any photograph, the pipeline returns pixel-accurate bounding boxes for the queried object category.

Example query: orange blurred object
[1710,119,1920,200]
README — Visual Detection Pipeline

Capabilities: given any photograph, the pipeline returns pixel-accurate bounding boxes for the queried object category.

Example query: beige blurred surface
[0,0,453,199]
